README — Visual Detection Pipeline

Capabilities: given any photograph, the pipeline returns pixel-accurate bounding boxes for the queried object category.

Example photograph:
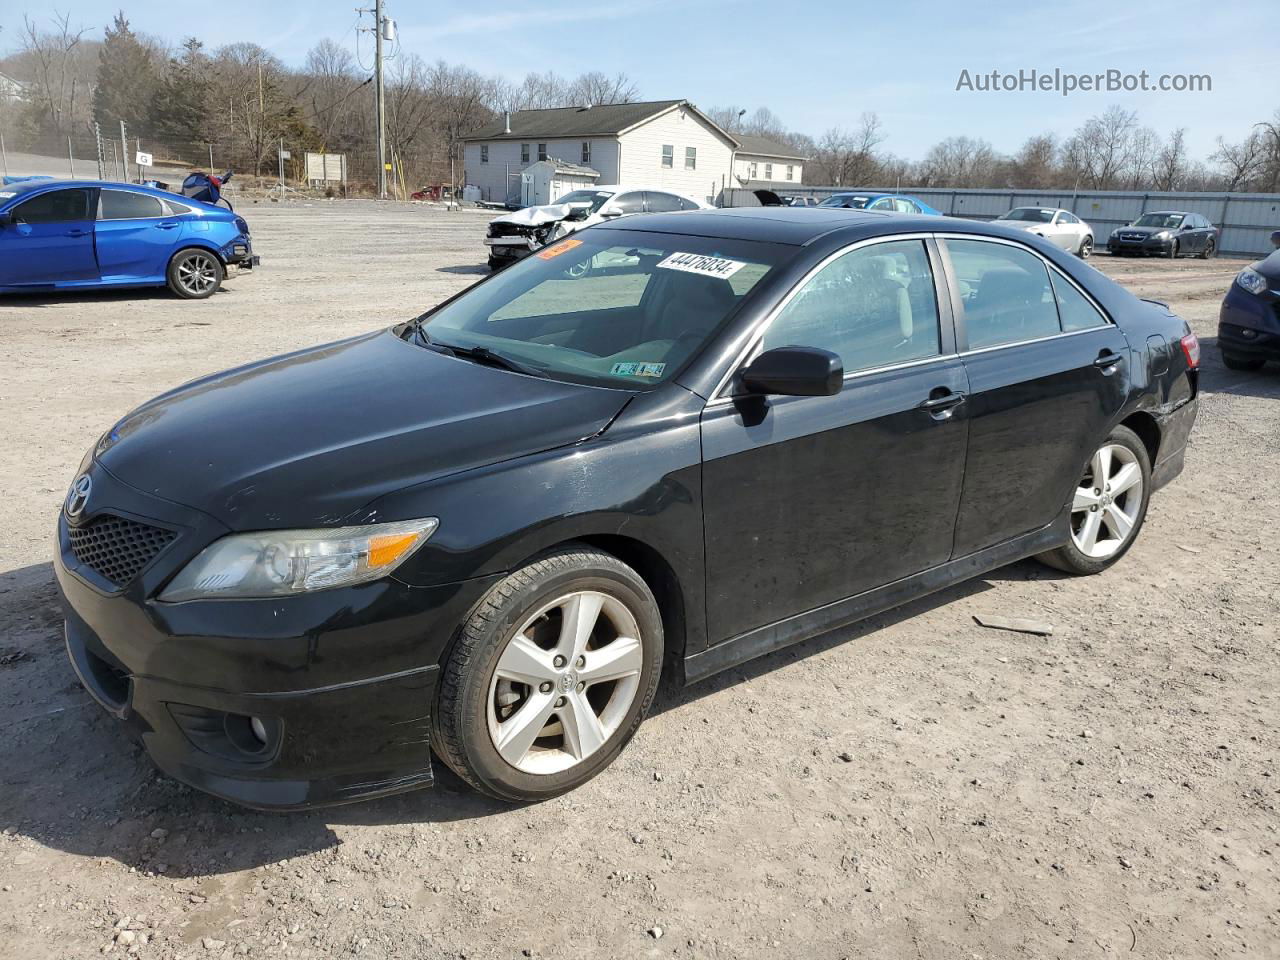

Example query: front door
[0,187,98,286]
[942,236,1130,556]
[701,237,969,643]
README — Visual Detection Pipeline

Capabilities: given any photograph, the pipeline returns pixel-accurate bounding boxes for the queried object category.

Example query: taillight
[1180,332,1201,369]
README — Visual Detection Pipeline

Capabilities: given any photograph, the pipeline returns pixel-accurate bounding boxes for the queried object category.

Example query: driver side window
[761,239,941,374]
[610,193,644,215]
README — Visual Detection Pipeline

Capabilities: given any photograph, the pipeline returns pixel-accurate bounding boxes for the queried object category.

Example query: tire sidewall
[167,249,223,299]
[1053,424,1153,574]
[448,558,663,801]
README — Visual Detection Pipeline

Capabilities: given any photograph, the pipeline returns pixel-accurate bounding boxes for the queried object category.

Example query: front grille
[487,222,533,239]
[68,515,176,587]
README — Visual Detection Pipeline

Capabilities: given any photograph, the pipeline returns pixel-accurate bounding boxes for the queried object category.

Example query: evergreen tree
[93,12,156,135]
[149,37,209,144]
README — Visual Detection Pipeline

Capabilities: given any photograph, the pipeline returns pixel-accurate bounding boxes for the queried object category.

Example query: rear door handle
[1093,352,1125,369]
[156,221,180,230]
[65,228,87,237]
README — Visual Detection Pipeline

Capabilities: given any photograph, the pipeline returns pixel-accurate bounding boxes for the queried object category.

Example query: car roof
[1144,210,1191,215]
[0,178,226,212]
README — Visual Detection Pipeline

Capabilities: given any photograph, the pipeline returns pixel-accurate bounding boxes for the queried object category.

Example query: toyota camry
[55,207,1199,809]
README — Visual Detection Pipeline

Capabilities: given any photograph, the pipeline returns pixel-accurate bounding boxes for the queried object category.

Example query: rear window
[420,232,793,388]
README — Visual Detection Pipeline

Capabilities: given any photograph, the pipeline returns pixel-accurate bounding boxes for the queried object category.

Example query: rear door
[0,187,98,286]
[942,236,1130,556]
[700,236,969,643]
[95,189,180,280]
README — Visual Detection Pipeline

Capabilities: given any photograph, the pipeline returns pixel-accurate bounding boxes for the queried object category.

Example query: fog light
[250,716,269,745]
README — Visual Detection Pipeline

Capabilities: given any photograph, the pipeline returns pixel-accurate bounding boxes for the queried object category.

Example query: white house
[0,73,26,104]
[463,99,740,206]
[732,134,808,186]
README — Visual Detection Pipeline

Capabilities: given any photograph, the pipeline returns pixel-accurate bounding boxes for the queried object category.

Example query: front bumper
[1108,236,1174,256]
[484,236,537,263]
[1218,283,1280,361]
[54,463,501,810]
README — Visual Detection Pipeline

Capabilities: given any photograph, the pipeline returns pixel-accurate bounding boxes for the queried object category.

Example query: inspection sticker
[610,362,666,378]
[536,237,584,260]
[656,252,747,279]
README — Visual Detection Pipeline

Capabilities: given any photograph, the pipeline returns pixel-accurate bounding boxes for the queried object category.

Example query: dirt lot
[1,203,1277,960]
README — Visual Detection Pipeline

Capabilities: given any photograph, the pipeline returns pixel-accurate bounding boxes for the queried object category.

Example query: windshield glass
[817,194,869,208]
[419,232,789,389]
[553,190,614,213]
[1134,213,1184,228]
[1000,208,1054,223]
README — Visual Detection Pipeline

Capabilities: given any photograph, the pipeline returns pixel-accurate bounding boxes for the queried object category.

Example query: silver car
[993,207,1094,258]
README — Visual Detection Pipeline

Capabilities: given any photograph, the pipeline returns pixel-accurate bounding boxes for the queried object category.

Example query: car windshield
[817,194,870,208]
[1000,208,1055,223]
[418,232,789,389]
[1134,213,1184,228]
[554,190,614,213]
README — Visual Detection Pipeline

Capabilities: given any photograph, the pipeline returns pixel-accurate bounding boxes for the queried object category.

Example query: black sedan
[1107,211,1219,258]
[55,209,1200,809]
[1218,247,1280,370]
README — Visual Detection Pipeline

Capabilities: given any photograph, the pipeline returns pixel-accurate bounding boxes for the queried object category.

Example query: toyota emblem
[65,474,92,519]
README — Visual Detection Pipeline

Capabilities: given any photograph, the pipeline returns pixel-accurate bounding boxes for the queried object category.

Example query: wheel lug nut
[576,681,585,692]
[538,681,552,693]
[575,656,585,668]
[554,696,566,708]
[1090,505,1098,512]
[1093,488,1101,495]
[553,655,566,668]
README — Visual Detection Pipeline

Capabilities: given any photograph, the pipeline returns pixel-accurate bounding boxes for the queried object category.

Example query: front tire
[1165,240,1179,259]
[1037,425,1151,575]
[432,545,664,801]
[167,249,224,299]
[1077,235,1093,258]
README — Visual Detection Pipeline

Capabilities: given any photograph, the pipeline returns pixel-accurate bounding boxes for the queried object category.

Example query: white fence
[723,186,1280,258]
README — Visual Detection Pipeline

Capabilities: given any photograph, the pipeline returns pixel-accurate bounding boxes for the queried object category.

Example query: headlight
[1236,267,1268,296]
[1152,231,1171,241]
[159,518,439,601]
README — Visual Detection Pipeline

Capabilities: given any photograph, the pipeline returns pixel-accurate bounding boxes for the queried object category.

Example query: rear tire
[167,248,223,299]
[1222,352,1264,372]
[1199,238,1216,259]
[1077,235,1093,258]
[1037,425,1151,576]
[432,545,664,801]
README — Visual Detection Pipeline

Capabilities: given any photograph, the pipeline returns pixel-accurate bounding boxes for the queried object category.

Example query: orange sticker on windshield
[536,237,584,260]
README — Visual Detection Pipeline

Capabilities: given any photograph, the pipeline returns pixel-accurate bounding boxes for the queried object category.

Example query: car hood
[490,204,578,228]
[1253,249,1280,279]
[96,330,630,530]
[995,220,1054,232]
[1115,225,1170,236]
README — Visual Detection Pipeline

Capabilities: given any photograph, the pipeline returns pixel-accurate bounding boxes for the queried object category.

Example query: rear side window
[762,239,941,373]
[1050,270,1108,332]
[610,193,645,215]
[948,239,1059,349]
[643,192,683,213]
[99,190,165,220]
[12,188,91,224]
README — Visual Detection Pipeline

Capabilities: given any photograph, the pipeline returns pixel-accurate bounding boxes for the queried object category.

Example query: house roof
[464,99,738,147]
[733,134,808,161]
[533,159,600,178]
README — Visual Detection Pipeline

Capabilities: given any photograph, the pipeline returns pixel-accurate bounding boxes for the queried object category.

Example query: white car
[483,186,711,271]
[993,206,1094,258]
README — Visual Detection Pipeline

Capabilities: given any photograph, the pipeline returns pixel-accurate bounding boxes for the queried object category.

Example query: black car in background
[1218,248,1280,370]
[1107,211,1219,258]
[55,209,1199,810]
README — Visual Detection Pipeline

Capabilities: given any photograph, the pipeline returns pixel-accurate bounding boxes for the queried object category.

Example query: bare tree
[1151,127,1188,191]
[1062,106,1140,189]
[17,13,91,136]
[301,38,365,151]
[1009,134,1058,187]
[920,135,998,187]
[1211,130,1266,191]
[566,71,638,106]
[813,113,884,186]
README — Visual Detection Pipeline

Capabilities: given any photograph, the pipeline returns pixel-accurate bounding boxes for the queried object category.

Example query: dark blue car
[816,192,944,216]
[0,179,257,299]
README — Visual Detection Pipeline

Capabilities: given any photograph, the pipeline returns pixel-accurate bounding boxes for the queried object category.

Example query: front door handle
[1093,352,1125,370]
[65,228,87,237]
[917,390,967,419]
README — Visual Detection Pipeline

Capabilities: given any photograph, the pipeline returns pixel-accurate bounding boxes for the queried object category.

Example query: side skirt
[683,515,1069,685]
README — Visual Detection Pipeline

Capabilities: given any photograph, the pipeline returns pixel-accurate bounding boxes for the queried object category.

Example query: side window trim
[709,233,958,401]
[935,233,1114,354]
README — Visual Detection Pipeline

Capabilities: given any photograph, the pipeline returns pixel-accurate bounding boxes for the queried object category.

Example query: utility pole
[119,120,130,182]
[374,0,387,200]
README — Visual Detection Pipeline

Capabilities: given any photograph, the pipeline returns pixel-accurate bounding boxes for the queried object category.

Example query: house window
[581,141,591,164]
[521,143,530,163]
[661,145,673,168]
[764,163,772,180]
[786,165,794,181]
[480,145,489,163]
[748,161,757,178]
[537,143,547,161]
[685,147,696,170]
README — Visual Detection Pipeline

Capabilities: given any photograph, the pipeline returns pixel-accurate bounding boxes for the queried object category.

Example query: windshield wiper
[430,340,545,377]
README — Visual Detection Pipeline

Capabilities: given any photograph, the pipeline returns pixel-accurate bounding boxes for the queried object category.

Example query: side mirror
[599,207,624,219]
[741,346,843,397]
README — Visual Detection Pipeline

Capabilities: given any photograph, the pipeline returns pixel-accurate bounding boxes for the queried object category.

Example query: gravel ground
[1,203,1276,960]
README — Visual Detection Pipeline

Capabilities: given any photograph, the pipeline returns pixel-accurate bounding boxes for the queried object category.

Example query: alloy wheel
[177,254,218,295]
[486,590,643,775]
[1070,443,1144,559]
[1079,236,1093,258]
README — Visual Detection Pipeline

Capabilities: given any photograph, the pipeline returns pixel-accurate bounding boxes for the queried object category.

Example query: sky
[4,0,1272,162]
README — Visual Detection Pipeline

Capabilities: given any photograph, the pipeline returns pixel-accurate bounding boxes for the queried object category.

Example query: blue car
[816,192,943,216]
[0,179,257,299]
